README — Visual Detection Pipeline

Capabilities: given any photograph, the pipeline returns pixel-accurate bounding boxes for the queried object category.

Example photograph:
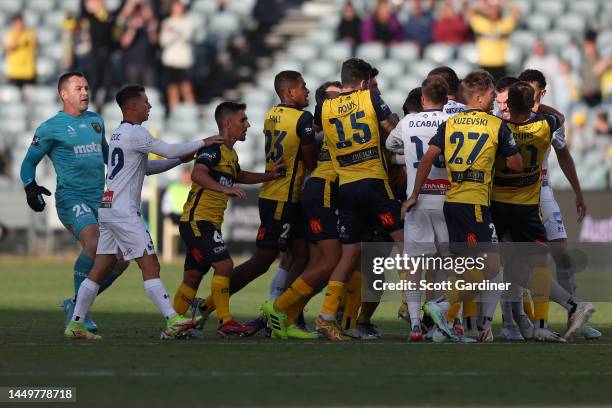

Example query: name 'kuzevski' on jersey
[21,111,108,205]
[388,109,452,209]
[492,113,559,205]
[316,89,392,185]
[259,104,315,203]
[429,109,518,206]
[181,143,240,229]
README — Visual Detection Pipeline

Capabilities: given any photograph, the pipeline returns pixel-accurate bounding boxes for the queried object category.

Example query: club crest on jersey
[91,122,102,133]
[31,135,40,146]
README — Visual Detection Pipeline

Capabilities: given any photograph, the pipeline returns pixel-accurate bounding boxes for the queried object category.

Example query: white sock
[144,278,177,320]
[407,289,422,328]
[269,267,290,300]
[480,272,502,326]
[556,265,576,297]
[71,278,100,323]
[550,279,577,312]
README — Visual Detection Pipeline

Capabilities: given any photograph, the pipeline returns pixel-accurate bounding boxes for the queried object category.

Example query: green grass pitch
[1,258,611,407]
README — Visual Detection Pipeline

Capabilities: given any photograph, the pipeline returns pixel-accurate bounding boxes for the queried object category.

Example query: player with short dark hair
[427,66,466,115]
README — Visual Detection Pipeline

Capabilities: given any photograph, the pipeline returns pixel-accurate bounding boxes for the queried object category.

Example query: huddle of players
[166,58,596,342]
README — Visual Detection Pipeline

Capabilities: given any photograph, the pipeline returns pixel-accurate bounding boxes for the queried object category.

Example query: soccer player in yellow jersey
[173,102,284,337]
[405,69,523,341]
[188,71,317,326]
[312,58,402,340]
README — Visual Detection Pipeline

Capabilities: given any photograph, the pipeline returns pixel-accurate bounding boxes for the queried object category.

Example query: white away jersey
[541,125,567,201]
[389,109,451,209]
[443,99,466,116]
[99,122,155,221]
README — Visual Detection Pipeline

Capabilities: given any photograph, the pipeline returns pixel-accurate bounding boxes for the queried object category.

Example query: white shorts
[97,217,156,261]
[404,208,449,256]
[541,198,567,241]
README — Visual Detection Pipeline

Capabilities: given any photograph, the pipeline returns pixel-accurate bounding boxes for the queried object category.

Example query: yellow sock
[321,280,346,317]
[342,271,362,330]
[444,269,483,303]
[448,302,461,322]
[173,283,196,315]
[274,277,314,315]
[463,299,478,320]
[286,296,308,325]
[531,266,551,322]
[211,275,231,324]
[523,292,534,321]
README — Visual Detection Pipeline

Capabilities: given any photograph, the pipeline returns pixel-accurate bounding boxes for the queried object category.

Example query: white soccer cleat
[517,314,534,339]
[534,327,567,343]
[500,322,524,341]
[464,327,479,340]
[479,327,494,342]
[581,324,602,340]
[564,302,595,340]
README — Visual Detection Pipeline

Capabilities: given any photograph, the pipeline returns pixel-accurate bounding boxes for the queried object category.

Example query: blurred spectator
[160,0,195,111]
[466,0,521,81]
[253,0,285,39]
[337,2,362,49]
[403,0,435,51]
[81,0,121,107]
[119,0,159,87]
[3,14,37,90]
[552,60,581,115]
[361,0,402,45]
[433,0,469,46]
[594,112,611,137]
[579,33,601,106]
[523,41,560,104]
[593,56,612,103]
[162,166,192,223]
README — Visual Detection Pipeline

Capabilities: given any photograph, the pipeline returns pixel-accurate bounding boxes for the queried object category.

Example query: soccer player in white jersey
[64,84,223,340]
[518,69,599,339]
[386,76,452,341]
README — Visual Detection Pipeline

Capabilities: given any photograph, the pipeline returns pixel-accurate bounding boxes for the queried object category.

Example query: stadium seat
[58,0,79,13]
[28,103,61,129]
[374,59,405,80]
[35,57,58,84]
[23,10,41,27]
[505,45,523,72]
[409,60,438,80]
[0,103,27,119]
[596,30,612,57]
[271,59,304,74]
[423,43,455,65]
[43,10,66,30]
[382,90,407,116]
[169,104,199,122]
[512,0,532,15]
[305,29,336,46]
[40,42,64,62]
[395,75,422,94]
[167,118,200,137]
[556,14,587,40]
[307,60,337,80]
[568,0,599,19]
[0,85,22,103]
[243,88,274,108]
[0,0,23,13]
[321,42,352,64]
[192,0,219,15]
[543,30,572,55]
[35,27,57,46]
[534,0,565,17]
[447,60,474,80]
[525,14,552,34]
[188,12,208,44]
[389,43,420,64]
[320,14,340,30]
[29,86,58,104]
[287,43,319,63]
[355,43,385,63]
[208,12,240,39]
[26,0,56,12]
[457,43,480,66]
[225,0,255,25]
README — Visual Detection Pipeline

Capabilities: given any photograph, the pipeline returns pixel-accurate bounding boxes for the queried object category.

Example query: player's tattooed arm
[237,159,285,184]
[380,113,400,135]
[555,146,586,222]
[191,163,247,199]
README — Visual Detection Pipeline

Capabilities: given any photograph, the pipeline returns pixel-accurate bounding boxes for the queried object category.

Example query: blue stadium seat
[355,43,385,63]
[556,14,587,41]
[322,42,352,64]
[389,43,420,64]
[525,14,552,34]
[307,60,337,80]
[423,43,455,65]
[534,0,565,17]
[568,0,600,19]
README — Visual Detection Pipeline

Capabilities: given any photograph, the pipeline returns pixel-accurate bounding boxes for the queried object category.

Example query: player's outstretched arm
[555,146,586,222]
[237,159,285,184]
[20,147,51,212]
[149,135,224,159]
[191,163,246,199]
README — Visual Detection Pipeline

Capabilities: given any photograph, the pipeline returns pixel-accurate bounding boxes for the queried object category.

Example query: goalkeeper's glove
[25,182,51,212]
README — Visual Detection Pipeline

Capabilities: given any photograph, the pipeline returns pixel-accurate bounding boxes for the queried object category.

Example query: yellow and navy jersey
[311,140,338,182]
[180,143,240,229]
[492,113,559,205]
[259,104,315,203]
[429,109,518,206]
[315,89,392,185]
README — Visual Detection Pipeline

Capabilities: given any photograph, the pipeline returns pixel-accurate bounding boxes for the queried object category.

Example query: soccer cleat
[534,327,567,343]
[216,319,257,337]
[517,314,534,339]
[464,327,479,340]
[410,325,423,342]
[315,316,350,341]
[581,324,602,339]
[286,324,320,340]
[397,302,410,322]
[452,319,465,337]
[500,322,524,341]
[423,301,454,340]
[241,315,268,337]
[564,302,595,340]
[431,327,473,343]
[432,328,447,343]
[190,297,212,330]
[161,315,202,339]
[424,327,435,341]
[64,321,101,340]
[261,300,287,339]
[479,327,494,342]
[62,298,98,332]
[355,322,382,340]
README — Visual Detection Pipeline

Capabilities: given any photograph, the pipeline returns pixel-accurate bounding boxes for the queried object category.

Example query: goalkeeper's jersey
[24,110,108,206]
